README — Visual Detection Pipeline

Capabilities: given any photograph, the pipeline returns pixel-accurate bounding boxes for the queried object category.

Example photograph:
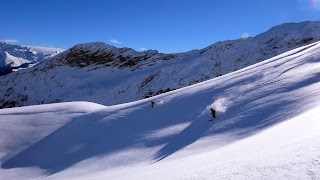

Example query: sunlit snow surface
[1,42,320,179]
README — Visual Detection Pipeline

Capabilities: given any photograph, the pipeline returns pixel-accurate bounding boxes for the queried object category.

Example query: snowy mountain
[0,41,319,179]
[0,42,63,76]
[1,21,320,109]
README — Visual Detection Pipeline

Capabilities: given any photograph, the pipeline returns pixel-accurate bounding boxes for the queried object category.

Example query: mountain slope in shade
[0,41,320,179]
[1,21,320,108]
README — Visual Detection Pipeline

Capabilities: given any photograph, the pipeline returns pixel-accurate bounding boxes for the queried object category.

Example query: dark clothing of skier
[151,101,155,108]
[210,108,216,118]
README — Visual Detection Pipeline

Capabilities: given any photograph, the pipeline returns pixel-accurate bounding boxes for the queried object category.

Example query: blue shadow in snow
[2,69,320,176]
[153,72,320,162]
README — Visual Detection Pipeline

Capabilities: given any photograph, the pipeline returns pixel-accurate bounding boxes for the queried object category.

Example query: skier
[151,100,155,109]
[210,108,216,119]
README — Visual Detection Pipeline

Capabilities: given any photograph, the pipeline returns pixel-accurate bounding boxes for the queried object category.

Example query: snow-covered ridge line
[50,21,320,70]
[1,21,320,109]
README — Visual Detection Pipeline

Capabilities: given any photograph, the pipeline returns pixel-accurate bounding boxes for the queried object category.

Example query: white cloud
[140,48,147,51]
[0,39,19,43]
[109,39,122,44]
[241,32,249,39]
[27,45,65,55]
[296,0,320,11]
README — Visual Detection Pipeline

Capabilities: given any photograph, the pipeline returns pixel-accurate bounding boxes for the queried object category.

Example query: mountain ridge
[1,21,320,108]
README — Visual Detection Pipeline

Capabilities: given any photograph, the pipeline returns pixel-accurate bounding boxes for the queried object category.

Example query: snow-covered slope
[0,43,63,76]
[0,40,320,179]
[1,21,320,109]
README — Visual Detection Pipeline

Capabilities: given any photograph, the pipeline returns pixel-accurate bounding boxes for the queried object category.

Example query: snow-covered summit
[0,42,63,75]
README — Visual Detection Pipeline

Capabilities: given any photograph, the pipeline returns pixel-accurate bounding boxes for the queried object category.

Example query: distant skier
[210,108,216,119]
[151,100,155,109]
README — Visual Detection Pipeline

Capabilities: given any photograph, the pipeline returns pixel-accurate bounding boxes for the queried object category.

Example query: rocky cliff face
[1,21,320,109]
[52,42,196,70]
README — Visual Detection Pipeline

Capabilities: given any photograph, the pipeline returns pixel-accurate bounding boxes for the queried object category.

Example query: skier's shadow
[153,116,215,163]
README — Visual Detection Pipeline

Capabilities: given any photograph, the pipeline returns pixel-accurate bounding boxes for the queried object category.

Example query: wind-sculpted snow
[1,21,320,108]
[0,41,320,179]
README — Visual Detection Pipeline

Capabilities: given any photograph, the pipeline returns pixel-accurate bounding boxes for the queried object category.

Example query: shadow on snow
[2,62,320,176]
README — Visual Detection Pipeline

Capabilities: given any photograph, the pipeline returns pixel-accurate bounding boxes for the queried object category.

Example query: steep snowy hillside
[0,43,62,76]
[1,21,320,108]
[0,41,320,179]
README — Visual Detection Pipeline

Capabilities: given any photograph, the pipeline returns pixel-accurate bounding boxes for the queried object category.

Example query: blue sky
[1,0,320,53]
